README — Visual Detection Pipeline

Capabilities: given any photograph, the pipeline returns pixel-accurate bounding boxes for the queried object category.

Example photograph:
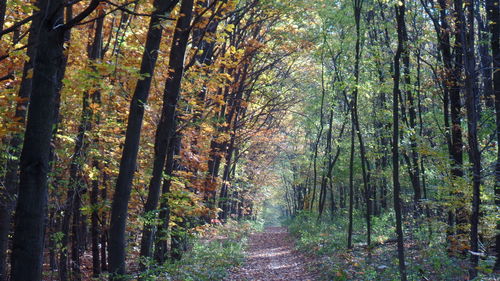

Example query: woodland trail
[226,227,318,281]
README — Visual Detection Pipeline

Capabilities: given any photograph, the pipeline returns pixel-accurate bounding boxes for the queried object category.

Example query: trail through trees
[226,227,317,281]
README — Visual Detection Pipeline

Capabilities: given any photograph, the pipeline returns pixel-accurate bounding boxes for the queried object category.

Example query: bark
[475,3,494,109]
[137,0,193,266]
[318,109,333,219]
[219,65,250,221]
[9,0,66,278]
[107,0,179,277]
[347,118,355,249]
[461,1,481,277]
[311,72,325,211]
[0,0,5,35]
[0,8,40,280]
[352,0,372,248]
[401,12,421,205]
[485,0,500,270]
[451,0,466,233]
[89,12,106,277]
[100,171,108,272]
[153,132,180,264]
[393,2,408,280]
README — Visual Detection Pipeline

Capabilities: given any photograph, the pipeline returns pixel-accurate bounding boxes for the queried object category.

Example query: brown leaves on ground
[226,227,319,281]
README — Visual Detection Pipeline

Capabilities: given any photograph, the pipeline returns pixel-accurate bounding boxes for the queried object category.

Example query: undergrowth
[132,219,263,281]
[285,211,498,281]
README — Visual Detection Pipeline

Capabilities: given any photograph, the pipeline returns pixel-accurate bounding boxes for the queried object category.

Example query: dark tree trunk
[451,0,466,233]
[107,0,179,277]
[219,137,236,221]
[137,0,193,266]
[311,59,326,211]
[401,14,421,205]
[461,1,481,277]
[475,3,494,109]
[393,2,408,280]
[347,118,355,249]
[0,0,5,35]
[9,0,66,279]
[219,65,249,221]
[153,132,180,264]
[100,171,108,272]
[486,0,500,270]
[89,12,106,277]
[0,8,40,280]
[318,109,333,219]
[352,0,371,248]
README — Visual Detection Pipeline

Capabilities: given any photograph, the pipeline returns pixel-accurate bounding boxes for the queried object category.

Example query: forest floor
[225,227,319,281]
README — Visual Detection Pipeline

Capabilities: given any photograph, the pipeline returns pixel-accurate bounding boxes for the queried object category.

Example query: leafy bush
[136,219,260,281]
[283,211,494,280]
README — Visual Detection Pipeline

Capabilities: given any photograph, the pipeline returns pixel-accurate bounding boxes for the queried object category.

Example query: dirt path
[226,227,318,281]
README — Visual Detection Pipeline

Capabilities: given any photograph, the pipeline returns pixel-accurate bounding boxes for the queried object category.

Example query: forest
[0,0,499,280]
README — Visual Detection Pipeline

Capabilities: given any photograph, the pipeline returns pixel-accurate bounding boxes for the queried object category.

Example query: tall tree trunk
[153,132,180,263]
[137,0,193,266]
[347,118,355,249]
[401,12,421,206]
[107,0,179,277]
[100,171,109,272]
[352,0,371,248]
[0,8,40,280]
[9,0,67,278]
[451,0,466,235]
[461,1,481,277]
[393,2,408,280]
[318,109,333,219]
[475,1,494,109]
[0,0,5,35]
[486,0,500,270]
[89,12,106,277]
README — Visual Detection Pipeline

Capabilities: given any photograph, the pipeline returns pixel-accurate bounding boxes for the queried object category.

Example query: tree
[107,0,179,277]
[138,0,196,264]
[393,1,408,280]
[9,0,99,279]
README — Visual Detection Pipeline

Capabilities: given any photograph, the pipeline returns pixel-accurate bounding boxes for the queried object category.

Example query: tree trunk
[89,12,106,277]
[486,0,500,270]
[393,2,408,280]
[347,118,355,249]
[461,1,481,277]
[401,13,421,206]
[137,0,193,266]
[107,0,179,277]
[0,7,41,280]
[9,0,66,278]
[451,0,466,235]
[352,0,372,248]
[153,132,180,264]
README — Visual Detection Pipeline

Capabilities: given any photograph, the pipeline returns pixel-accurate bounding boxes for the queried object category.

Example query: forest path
[225,227,318,281]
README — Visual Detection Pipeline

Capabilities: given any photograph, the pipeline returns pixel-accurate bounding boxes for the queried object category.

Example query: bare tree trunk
[107,0,180,277]
[347,118,355,249]
[486,0,500,270]
[393,2,408,280]
[461,1,481,277]
[352,0,371,248]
